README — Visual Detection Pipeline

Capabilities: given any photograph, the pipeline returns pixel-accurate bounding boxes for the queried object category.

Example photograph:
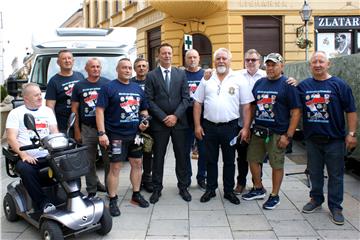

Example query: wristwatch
[348,132,356,137]
[97,131,106,136]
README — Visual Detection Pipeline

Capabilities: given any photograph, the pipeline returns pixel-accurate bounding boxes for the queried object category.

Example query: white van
[8,27,136,97]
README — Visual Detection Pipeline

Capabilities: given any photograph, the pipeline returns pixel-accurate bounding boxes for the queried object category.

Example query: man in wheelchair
[6,83,59,213]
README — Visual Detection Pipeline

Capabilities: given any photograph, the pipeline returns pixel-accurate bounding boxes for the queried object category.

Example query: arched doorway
[183,33,212,68]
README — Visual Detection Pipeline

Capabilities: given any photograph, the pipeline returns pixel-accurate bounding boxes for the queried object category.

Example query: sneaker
[242,187,266,200]
[109,197,121,217]
[43,203,56,213]
[330,209,344,225]
[131,193,150,208]
[302,199,322,213]
[263,194,280,210]
[197,180,206,192]
[234,184,245,195]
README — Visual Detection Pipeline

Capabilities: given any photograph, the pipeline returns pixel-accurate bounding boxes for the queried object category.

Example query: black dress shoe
[197,180,206,192]
[97,182,107,192]
[179,189,192,202]
[200,190,216,202]
[224,192,240,205]
[142,182,154,193]
[149,190,161,204]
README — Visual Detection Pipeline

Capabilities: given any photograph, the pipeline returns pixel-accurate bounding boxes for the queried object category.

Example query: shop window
[317,32,352,58]
[314,16,360,58]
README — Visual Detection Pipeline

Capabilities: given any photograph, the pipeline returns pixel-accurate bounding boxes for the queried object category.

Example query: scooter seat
[2,147,20,178]
[2,147,53,182]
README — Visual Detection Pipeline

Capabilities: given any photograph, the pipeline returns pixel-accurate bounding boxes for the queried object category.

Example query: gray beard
[216,66,227,74]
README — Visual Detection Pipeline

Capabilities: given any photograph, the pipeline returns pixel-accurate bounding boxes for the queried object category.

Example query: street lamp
[299,0,312,61]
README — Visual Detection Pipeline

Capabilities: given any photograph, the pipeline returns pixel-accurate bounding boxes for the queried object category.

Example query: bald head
[185,49,200,71]
[85,58,102,81]
[309,51,331,80]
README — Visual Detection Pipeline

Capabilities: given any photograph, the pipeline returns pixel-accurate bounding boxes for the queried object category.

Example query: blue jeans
[185,129,206,184]
[203,119,238,193]
[306,138,345,211]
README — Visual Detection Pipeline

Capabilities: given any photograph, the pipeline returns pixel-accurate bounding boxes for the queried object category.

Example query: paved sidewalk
[1,141,360,239]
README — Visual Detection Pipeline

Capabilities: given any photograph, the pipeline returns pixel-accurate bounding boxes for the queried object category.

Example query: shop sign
[315,16,360,30]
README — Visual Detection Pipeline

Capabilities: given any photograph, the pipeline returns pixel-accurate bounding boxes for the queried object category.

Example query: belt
[204,119,238,126]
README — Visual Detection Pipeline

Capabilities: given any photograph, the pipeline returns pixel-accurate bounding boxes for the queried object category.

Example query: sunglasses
[245,58,259,62]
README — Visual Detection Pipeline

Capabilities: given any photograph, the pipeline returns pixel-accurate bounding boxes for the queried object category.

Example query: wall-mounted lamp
[299,0,312,61]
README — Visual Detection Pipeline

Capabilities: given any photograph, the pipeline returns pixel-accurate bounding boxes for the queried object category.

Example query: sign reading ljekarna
[315,16,360,30]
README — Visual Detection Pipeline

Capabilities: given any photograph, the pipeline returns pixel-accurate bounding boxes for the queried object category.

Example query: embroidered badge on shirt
[228,87,235,95]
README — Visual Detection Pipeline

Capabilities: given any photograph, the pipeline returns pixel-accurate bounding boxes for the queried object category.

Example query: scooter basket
[49,145,90,181]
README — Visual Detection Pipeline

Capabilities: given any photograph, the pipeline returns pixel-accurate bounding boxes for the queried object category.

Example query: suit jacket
[145,66,190,131]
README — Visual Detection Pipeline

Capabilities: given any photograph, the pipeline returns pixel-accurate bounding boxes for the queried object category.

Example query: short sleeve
[96,85,109,109]
[45,77,58,100]
[71,83,81,102]
[192,78,206,103]
[5,109,20,129]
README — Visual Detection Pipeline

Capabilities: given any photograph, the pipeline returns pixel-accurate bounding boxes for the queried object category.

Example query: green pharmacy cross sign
[184,34,193,51]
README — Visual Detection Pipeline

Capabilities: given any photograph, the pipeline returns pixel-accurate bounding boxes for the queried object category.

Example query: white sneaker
[43,203,56,213]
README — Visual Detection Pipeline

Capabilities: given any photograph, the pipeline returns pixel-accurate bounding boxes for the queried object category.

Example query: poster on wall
[317,32,352,58]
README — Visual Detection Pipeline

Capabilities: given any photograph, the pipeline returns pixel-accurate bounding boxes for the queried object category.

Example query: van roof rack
[56,28,113,37]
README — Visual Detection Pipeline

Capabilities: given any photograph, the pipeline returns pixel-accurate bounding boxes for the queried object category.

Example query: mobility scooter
[3,113,112,240]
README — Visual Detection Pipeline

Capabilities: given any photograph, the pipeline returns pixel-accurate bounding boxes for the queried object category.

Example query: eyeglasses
[217,84,221,95]
[245,58,259,62]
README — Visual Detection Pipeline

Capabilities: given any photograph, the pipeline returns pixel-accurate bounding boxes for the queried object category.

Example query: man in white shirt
[234,49,266,194]
[193,48,254,205]
[6,83,59,213]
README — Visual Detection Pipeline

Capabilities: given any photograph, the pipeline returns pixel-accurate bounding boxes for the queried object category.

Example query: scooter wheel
[40,220,64,240]
[96,207,112,235]
[3,193,19,222]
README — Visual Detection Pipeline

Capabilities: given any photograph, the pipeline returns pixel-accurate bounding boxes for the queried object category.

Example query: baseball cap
[265,53,283,63]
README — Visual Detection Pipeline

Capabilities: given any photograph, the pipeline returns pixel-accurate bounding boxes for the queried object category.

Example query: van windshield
[31,54,126,88]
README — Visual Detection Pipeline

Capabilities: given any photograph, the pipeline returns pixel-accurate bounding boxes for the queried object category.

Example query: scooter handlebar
[19,144,41,151]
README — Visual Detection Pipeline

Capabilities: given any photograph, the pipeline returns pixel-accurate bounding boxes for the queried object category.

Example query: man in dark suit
[145,43,191,204]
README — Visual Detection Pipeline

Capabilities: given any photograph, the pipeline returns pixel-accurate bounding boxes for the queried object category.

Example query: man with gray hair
[298,51,357,225]
[193,48,254,204]
[6,83,59,213]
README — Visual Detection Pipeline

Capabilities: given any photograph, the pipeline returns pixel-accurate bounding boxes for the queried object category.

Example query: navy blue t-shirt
[297,76,356,139]
[71,77,110,127]
[130,77,146,91]
[252,75,302,134]
[97,80,149,138]
[45,71,85,130]
[185,69,204,127]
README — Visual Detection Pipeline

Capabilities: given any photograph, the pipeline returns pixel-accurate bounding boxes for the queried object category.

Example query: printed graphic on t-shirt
[255,91,277,122]
[119,93,141,123]
[83,89,99,117]
[188,80,199,98]
[33,117,50,138]
[304,90,330,123]
[63,80,79,107]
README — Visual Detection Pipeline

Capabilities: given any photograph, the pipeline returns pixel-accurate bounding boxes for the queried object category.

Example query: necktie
[164,69,170,91]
